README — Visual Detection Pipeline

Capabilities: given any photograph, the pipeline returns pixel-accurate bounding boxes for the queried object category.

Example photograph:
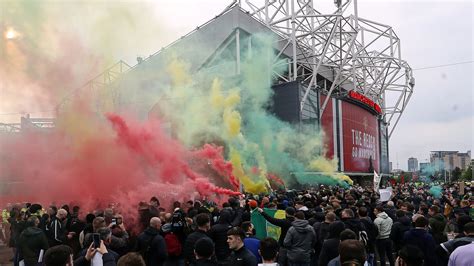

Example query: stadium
[2,0,414,187]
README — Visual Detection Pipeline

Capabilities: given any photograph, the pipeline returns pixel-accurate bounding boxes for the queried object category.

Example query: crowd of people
[1,182,473,266]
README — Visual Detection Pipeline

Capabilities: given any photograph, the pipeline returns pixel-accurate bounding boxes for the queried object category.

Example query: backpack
[139,234,155,261]
[358,230,369,248]
[165,232,182,257]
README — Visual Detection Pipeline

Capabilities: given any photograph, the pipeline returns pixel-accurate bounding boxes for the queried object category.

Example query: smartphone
[92,233,100,248]
[111,218,116,225]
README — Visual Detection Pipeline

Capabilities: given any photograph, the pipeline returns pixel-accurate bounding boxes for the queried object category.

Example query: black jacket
[390,216,411,252]
[260,211,295,246]
[48,217,67,246]
[18,226,49,266]
[403,228,437,266]
[228,246,257,266]
[208,210,233,262]
[342,217,366,239]
[384,206,397,221]
[318,238,340,266]
[429,214,448,244]
[190,258,218,266]
[360,217,378,253]
[313,221,331,260]
[318,221,345,266]
[135,227,167,266]
[183,229,212,264]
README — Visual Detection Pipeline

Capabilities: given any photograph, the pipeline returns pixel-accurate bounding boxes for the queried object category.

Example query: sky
[1,0,472,171]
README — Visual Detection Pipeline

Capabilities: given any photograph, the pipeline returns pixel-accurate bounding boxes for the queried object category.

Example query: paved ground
[0,242,12,266]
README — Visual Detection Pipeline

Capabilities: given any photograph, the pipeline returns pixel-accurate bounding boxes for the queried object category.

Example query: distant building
[430,151,472,171]
[408,157,418,172]
[389,162,393,172]
[392,169,403,174]
[458,152,471,170]
[420,162,430,173]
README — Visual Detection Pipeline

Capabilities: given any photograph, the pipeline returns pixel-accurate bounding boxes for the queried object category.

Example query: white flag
[379,189,392,202]
[373,170,381,192]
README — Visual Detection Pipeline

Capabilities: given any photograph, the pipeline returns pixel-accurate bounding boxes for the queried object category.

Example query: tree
[452,167,462,181]
[461,166,472,181]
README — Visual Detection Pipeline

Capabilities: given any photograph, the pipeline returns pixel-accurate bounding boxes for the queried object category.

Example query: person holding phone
[74,240,116,266]
[75,227,119,266]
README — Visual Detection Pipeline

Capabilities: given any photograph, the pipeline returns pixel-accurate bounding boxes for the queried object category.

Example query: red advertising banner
[341,101,379,172]
[320,94,335,159]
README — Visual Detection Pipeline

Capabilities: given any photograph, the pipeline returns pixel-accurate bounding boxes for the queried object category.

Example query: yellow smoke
[167,56,192,89]
[309,157,353,185]
[223,110,241,138]
[309,157,338,172]
[210,78,241,139]
[230,148,267,194]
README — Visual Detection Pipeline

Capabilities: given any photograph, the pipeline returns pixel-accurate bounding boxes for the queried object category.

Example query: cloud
[390,115,473,167]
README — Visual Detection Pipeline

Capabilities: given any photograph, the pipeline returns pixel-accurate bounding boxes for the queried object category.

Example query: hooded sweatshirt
[390,216,412,251]
[18,226,49,266]
[283,219,316,263]
[208,209,233,261]
[374,212,393,239]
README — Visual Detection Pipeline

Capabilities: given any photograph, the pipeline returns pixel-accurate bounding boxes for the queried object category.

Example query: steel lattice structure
[238,0,414,138]
[56,60,132,113]
[53,0,413,139]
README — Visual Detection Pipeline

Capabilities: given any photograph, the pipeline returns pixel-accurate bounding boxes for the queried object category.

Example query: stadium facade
[4,0,414,180]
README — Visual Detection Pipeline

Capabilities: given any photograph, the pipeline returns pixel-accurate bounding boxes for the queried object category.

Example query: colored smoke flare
[429,185,443,199]
[0,2,363,211]
[5,28,18,40]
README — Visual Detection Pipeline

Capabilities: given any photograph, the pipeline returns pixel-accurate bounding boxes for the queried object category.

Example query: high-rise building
[430,151,472,171]
[389,162,393,172]
[408,157,418,172]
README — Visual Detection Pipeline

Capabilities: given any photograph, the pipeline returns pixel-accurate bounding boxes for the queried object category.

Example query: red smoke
[0,113,240,218]
[267,173,285,188]
[193,144,240,190]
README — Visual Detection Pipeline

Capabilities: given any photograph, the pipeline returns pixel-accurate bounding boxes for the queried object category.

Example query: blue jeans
[366,253,375,266]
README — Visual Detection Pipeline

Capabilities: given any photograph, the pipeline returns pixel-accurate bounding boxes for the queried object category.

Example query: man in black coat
[227,227,257,266]
[208,209,233,264]
[358,207,378,266]
[403,216,437,266]
[18,216,49,266]
[183,213,213,265]
[257,207,296,266]
[390,210,412,255]
[48,208,73,247]
[341,209,367,243]
[313,211,336,265]
[135,217,167,266]
[318,221,346,266]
